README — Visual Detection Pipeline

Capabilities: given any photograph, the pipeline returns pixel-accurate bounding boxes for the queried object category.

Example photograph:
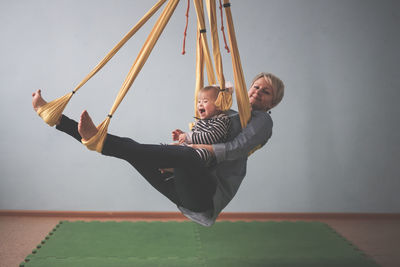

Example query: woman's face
[248,77,274,110]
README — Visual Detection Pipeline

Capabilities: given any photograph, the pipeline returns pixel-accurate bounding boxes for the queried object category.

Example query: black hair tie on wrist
[223,3,231,8]
[199,29,206,33]
[107,114,113,118]
[72,91,75,94]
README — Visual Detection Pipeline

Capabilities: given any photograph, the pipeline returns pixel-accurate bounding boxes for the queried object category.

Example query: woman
[32,72,284,226]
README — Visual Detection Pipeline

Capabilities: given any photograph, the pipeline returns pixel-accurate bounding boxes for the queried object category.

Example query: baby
[172,85,231,166]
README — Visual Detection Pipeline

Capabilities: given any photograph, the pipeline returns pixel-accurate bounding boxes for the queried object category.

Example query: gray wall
[1,0,399,212]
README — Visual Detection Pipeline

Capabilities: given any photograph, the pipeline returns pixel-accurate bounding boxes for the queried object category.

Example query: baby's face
[197,90,219,119]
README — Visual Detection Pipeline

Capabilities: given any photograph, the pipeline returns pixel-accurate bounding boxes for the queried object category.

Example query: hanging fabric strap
[37,0,167,126]
[82,0,180,152]
[205,0,232,111]
[72,0,168,95]
[193,0,216,87]
[193,0,217,118]
[194,25,205,119]
[223,0,251,128]
[193,19,205,120]
[205,0,224,88]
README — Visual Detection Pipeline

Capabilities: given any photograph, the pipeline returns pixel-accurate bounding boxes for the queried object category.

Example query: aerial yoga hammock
[37,0,250,146]
[35,0,266,226]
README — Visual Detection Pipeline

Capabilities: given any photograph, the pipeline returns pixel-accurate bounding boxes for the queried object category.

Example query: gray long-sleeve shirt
[179,109,273,226]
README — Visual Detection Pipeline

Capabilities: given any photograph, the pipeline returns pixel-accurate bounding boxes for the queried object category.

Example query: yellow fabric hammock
[37,0,251,153]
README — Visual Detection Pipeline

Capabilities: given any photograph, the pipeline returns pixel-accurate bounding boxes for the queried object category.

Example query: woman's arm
[212,111,273,163]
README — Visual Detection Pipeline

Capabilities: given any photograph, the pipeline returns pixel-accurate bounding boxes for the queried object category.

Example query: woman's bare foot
[32,89,47,112]
[78,110,98,140]
[32,89,62,125]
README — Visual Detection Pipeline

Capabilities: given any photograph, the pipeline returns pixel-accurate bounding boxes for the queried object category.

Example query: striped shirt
[185,113,230,165]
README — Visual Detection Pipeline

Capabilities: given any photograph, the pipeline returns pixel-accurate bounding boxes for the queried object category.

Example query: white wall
[1,0,399,212]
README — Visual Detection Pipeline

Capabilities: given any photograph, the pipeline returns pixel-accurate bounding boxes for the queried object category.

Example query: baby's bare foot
[32,89,47,112]
[78,110,98,140]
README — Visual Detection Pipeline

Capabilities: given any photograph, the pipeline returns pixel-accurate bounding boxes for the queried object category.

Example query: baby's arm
[172,129,187,144]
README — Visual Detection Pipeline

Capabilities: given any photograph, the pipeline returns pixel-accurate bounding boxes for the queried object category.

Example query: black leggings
[56,115,216,212]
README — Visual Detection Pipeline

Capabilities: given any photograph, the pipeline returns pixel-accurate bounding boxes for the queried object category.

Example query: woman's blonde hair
[251,72,285,109]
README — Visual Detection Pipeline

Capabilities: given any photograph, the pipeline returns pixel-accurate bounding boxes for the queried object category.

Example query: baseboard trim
[1,210,399,220]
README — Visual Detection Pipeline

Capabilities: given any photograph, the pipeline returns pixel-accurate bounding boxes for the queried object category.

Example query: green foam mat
[21,221,379,267]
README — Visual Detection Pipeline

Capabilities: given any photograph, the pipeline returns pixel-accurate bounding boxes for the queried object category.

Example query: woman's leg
[102,134,216,211]
[56,115,181,205]
[56,115,82,142]
[56,115,215,211]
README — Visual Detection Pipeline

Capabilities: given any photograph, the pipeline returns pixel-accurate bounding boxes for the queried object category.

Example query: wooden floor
[0,213,399,267]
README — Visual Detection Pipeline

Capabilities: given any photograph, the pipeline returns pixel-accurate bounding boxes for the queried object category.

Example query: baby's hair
[199,85,221,100]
